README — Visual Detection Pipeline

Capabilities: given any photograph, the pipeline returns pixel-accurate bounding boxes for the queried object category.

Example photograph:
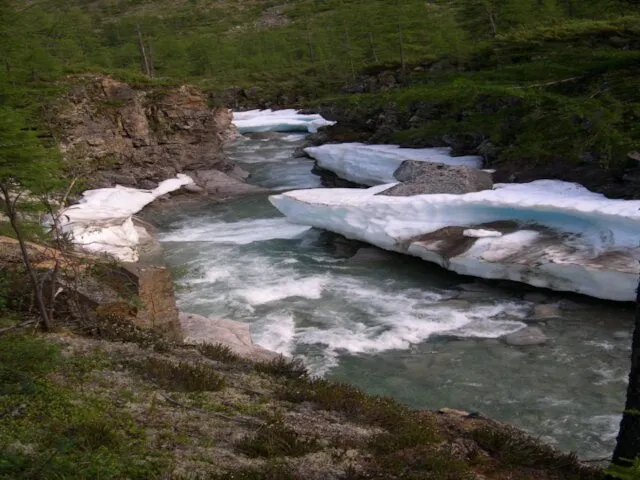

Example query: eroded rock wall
[57,75,237,191]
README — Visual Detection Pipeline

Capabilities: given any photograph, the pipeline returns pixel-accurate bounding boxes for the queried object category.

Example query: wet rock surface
[58,75,248,198]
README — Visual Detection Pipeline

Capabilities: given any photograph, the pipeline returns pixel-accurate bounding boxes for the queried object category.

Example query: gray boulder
[381,161,492,197]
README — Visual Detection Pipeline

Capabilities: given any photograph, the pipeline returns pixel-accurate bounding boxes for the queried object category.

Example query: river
[147,131,634,460]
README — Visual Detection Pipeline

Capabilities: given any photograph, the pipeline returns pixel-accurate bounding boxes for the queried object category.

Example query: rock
[189,169,266,197]
[385,161,493,197]
[347,247,396,265]
[229,165,250,181]
[58,75,237,199]
[503,327,548,346]
[531,304,562,320]
[182,183,205,194]
[179,312,279,362]
[103,173,137,187]
[137,179,158,190]
[523,292,549,303]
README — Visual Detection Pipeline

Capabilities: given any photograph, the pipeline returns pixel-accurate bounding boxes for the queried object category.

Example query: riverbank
[0,331,604,479]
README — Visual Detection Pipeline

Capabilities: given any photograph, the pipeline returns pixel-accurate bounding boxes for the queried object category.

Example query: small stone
[503,326,548,346]
[523,292,549,303]
[182,183,204,193]
[531,304,562,320]
[138,179,158,190]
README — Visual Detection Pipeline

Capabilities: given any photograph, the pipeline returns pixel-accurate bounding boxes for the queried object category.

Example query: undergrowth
[0,334,170,480]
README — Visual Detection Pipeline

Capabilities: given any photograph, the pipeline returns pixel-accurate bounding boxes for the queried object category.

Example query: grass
[129,357,226,392]
[0,334,170,480]
[198,342,244,363]
[0,331,607,479]
[235,417,319,458]
[254,356,309,380]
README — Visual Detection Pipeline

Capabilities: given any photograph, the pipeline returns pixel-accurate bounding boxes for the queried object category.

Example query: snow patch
[60,174,193,262]
[232,109,335,134]
[305,143,483,186]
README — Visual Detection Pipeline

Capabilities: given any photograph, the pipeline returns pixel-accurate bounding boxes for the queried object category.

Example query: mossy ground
[0,327,604,480]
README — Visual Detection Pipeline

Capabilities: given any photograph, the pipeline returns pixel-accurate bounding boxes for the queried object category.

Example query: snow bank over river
[270,180,640,301]
[232,109,335,134]
[305,143,483,185]
[60,174,193,262]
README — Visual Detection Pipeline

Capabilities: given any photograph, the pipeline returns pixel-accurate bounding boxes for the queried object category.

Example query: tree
[607,275,640,478]
[0,106,63,330]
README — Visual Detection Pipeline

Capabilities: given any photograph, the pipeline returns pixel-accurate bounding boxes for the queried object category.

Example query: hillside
[2,0,639,192]
[0,330,603,479]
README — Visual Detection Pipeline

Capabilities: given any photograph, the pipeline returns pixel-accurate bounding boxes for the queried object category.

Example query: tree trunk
[0,183,52,331]
[608,273,640,476]
[136,23,152,78]
[397,0,406,76]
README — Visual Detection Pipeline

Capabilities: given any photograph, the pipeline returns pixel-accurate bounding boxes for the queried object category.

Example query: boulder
[503,327,548,346]
[382,161,492,196]
[188,169,266,197]
[179,312,280,362]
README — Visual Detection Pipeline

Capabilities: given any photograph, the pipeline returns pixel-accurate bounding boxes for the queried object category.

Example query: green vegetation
[0,0,637,179]
[0,335,170,479]
[130,357,227,392]
[235,416,319,458]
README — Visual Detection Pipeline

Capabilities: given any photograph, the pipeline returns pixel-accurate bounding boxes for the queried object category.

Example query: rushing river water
[148,132,634,459]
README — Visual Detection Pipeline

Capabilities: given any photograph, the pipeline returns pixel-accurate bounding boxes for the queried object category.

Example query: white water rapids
[148,132,633,460]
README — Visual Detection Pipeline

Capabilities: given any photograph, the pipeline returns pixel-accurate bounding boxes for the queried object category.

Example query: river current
[148,132,634,459]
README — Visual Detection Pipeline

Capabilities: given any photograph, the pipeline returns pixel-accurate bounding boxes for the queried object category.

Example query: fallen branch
[0,319,38,335]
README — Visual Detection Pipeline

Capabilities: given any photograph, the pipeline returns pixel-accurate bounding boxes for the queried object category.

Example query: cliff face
[56,75,239,192]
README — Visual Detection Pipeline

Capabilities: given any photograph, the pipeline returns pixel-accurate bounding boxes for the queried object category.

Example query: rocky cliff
[56,75,258,197]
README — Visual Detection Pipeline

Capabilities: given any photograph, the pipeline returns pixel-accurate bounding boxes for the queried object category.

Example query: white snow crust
[463,229,503,238]
[232,109,335,134]
[304,143,483,186]
[270,180,640,301]
[60,174,193,262]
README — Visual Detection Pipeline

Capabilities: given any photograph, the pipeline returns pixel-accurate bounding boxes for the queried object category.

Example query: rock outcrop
[179,312,280,362]
[0,236,182,341]
[57,75,259,198]
[382,160,493,196]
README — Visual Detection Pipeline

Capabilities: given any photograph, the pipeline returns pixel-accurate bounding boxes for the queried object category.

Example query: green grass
[0,334,170,480]
[235,417,319,459]
[129,357,226,392]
